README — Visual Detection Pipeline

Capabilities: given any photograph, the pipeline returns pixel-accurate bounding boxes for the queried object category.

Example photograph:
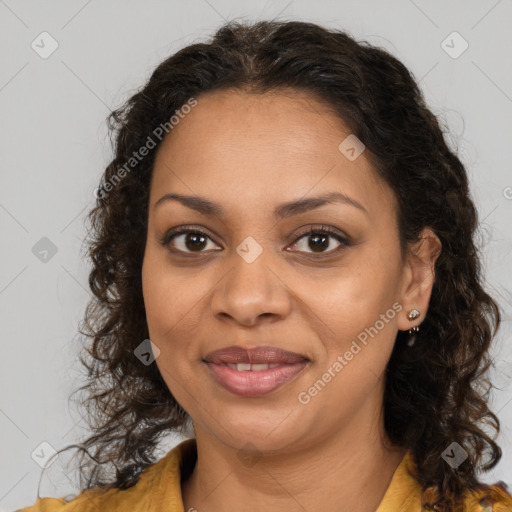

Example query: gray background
[1,1,511,510]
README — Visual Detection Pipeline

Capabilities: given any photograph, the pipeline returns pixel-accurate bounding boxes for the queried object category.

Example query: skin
[141,88,442,512]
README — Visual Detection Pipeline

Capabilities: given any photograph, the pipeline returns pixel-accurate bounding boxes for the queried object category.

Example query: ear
[396,227,442,332]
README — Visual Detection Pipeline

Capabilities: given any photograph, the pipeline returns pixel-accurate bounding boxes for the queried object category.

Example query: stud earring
[406,309,420,346]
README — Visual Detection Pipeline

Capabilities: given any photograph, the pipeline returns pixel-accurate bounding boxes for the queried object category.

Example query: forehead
[160,87,350,154]
[150,88,395,220]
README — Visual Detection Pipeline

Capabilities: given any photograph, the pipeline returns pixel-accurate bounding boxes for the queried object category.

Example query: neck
[181,411,407,512]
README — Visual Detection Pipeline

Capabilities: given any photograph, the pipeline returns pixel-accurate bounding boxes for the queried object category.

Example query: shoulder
[15,497,70,512]
[15,438,196,512]
[420,480,512,511]
[402,451,512,512]
[15,465,166,512]
[461,481,512,512]
[14,477,159,512]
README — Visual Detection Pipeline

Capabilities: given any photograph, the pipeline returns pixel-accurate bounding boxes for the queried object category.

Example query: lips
[203,345,308,365]
[203,345,310,397]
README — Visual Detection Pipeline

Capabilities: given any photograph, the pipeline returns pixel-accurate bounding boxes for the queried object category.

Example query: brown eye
[160,225,350,257]
[288,227,349,255]
[161,228,221,254]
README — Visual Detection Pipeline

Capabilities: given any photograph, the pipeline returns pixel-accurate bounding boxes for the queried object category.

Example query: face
[142,88,425,454]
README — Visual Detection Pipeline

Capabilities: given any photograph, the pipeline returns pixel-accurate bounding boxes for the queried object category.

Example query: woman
[18,19,512,512]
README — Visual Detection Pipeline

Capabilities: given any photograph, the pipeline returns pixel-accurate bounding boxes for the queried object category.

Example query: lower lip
[205,361,309,397]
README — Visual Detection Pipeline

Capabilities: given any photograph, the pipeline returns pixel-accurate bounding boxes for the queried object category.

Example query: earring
[406,309,420,346]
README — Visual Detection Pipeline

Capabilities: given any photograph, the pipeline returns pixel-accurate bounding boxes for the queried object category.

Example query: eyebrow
[154,191,368,219]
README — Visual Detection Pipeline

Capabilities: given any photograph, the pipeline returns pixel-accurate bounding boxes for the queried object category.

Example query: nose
[211,244,292,327]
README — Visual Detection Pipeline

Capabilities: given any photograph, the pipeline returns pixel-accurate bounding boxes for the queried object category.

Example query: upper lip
[204,346,309,365]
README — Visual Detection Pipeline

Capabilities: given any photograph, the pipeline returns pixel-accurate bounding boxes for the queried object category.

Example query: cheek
[142,260,173,335]
[142,251,212,378]
[142,268,202,399]
[308,253,402,353]
[304,295,400,412]
[142,251,199,333]
[314,266,396,321]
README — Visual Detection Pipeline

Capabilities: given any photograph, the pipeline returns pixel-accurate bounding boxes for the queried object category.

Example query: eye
[160,225,350,256]
[287,225,350,256]
[160,227,220,254]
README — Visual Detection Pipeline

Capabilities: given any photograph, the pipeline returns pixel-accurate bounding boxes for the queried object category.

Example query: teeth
[226,363,282,371]
[251,363,270,371]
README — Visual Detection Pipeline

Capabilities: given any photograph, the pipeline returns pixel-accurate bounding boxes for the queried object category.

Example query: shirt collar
[146,440,512,511]
[375,449,423,511]
[153,438,421,511]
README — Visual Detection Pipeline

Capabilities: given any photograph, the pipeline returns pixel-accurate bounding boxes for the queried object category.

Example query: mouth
[203,345,309,365]
[203,345,310,397]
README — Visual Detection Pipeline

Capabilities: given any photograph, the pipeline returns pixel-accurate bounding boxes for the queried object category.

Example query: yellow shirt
[16,438,512,511]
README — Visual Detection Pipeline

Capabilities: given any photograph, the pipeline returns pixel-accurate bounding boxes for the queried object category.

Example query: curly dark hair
[61,19,505,511]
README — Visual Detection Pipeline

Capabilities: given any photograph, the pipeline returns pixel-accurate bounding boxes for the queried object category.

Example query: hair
[62,19,506,511]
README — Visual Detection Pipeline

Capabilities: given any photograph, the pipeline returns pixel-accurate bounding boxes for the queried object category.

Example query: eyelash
[159,224,351,258]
